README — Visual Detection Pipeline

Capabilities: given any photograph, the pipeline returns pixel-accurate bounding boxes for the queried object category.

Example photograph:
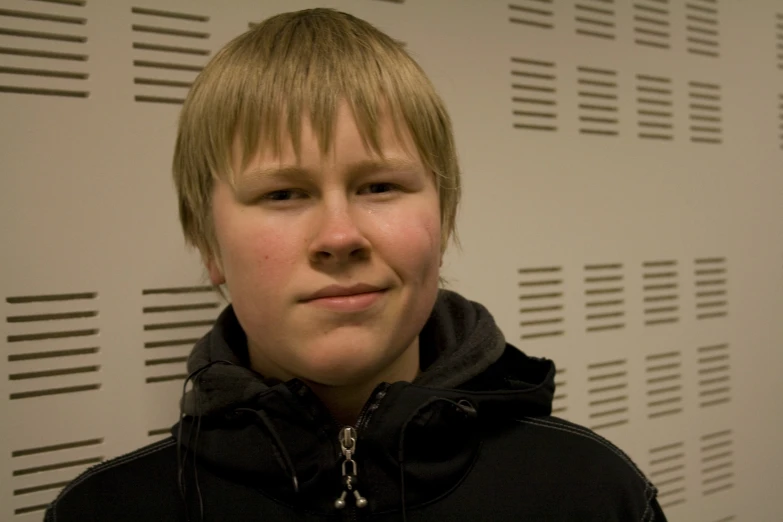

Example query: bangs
[183,9,446,184]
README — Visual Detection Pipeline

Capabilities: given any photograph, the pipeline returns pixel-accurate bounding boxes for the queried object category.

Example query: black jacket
[46,290,666,521]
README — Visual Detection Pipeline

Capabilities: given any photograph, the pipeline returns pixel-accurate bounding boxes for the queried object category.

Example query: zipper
[333,383,390,520]
[354,382,389,431]
[334,426,367,510]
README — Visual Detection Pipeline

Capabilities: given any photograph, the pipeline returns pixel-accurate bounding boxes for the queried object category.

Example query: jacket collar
[174,289,555,513]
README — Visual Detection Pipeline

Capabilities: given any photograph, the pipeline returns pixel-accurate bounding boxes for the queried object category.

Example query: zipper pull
[334,426,368,510]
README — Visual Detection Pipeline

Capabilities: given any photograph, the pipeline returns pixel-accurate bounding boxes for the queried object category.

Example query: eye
[262,189,304,202]
[361,183,397,195]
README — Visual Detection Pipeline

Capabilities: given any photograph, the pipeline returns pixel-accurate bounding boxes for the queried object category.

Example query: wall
[1,0,781,520]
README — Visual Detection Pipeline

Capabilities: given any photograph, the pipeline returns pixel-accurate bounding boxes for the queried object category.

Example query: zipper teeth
[342,384,389,521]
[355,383,390,431]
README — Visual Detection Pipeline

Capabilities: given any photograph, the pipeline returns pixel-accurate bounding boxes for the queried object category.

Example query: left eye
[262,189,304,201]
[362,183,396,194]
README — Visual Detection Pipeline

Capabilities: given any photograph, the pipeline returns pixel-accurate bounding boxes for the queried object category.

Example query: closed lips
[304,284,385,301]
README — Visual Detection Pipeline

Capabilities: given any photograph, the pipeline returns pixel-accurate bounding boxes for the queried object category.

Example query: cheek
[221,218,299,285]
[418,211,441,260]
[378,205,441,276]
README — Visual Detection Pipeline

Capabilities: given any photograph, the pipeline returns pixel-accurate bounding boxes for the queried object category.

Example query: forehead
[230,101,422,177]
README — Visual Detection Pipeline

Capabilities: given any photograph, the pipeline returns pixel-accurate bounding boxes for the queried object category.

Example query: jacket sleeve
[43,505,56,522]
[649,496,668,521]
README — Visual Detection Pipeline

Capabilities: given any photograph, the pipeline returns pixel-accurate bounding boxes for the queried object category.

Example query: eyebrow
[238,157,422,190]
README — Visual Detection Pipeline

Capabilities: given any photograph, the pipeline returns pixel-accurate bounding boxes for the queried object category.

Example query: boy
[46,8,665,521]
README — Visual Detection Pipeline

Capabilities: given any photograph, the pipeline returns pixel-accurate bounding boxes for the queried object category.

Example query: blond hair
[173,8,461,272]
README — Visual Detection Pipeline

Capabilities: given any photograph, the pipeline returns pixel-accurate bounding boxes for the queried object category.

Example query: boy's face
[206,102,442,387]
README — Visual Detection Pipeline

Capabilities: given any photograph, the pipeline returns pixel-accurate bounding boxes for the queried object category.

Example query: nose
[308,197,371,265]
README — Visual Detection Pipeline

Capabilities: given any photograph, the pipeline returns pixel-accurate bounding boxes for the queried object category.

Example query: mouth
[304,289,387,313]
[304,283,386,301]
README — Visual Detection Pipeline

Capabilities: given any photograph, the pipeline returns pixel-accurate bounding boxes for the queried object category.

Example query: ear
[205,256,226,286]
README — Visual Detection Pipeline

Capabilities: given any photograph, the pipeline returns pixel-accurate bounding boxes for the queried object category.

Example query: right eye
[262,189,304,202]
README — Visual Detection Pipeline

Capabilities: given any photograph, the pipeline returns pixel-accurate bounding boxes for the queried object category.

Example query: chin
[295,340,396,387]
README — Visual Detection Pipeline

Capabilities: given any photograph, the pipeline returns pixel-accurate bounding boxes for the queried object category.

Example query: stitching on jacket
[522,417,652,485]
[641,481,652,522]
[50,437,177,522]
[643,480,656,522]
[517,419,649,490]
[518,417,659,521]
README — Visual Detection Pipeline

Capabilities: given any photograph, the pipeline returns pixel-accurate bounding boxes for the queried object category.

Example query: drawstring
[177,359,239,522]
[176,360,300,521]
[234,407,300,494]
[397,397,477,522]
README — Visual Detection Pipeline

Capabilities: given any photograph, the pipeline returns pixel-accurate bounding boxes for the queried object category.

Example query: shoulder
[514,416,650,480]
[45,437,180,522]
[498,416,663,521]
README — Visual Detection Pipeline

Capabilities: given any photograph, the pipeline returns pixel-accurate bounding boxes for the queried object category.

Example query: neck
[249,337,421,426]
[307,337,421,426]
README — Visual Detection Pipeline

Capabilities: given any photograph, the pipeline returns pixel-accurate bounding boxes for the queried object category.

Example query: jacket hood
[173,289,555,514]
[181,289,534,415]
